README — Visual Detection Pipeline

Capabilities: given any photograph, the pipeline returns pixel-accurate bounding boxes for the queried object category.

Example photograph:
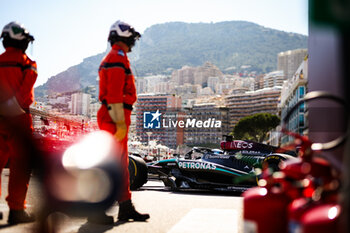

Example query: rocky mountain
[35,21,307,97]
[34,52,106,97]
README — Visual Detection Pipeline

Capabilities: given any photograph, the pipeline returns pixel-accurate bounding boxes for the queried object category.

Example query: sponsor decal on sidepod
[178,161,216,170]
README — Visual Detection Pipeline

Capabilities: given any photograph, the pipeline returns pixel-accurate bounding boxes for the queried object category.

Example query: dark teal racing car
[145,138,296,192]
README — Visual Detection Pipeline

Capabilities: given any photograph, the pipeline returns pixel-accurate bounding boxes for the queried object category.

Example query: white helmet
[1,21,34,51]
[108,20,140,49]
[1,21,34,42]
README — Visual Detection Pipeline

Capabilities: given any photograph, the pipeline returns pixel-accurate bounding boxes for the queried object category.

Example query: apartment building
[171,62,223,87]
[135,93,182,149]
[278,48,308,80]
[279,57,308,145]
[225,87,282,130]
[263,70,285,88]
[184,103,230,146]
[71,92,91,116]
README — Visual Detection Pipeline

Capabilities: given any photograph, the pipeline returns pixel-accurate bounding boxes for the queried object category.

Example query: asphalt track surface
[0,169,244,233]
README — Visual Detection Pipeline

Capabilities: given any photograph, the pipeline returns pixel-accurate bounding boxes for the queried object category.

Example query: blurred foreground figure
[36,131,123,232]
[94,20,149,224]
[0,21,37,224]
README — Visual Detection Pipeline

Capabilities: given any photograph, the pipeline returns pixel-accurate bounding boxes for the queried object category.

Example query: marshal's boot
[117,200,150,221]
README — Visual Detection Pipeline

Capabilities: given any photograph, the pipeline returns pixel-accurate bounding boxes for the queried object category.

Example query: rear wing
[220,136,278,154]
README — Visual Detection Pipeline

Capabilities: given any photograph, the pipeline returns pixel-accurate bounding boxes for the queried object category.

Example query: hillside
[130,21,307,75]
[35,21,307,97]
[35,52,106,97]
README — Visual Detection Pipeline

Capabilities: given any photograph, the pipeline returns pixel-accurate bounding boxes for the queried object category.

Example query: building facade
[89,102,101,118]
[263,70,285,88]
[254,74,265,91]
[135,93,182,149]
[225,87,282,130]
[184,103,230,146]
[71,92,91,116]
[136,77,148,94]
[279,57,308,145]
[278,48,308,80]
[171,62,223,87]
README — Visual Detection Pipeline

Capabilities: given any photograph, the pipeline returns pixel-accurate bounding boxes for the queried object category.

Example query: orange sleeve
[16,59,37,107]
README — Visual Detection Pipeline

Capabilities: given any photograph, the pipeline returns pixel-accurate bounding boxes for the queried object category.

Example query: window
[299,102,305,113]
[299,114,304,127]
[299,86,305,99]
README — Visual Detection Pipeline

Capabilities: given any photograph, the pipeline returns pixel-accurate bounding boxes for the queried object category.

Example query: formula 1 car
[145,136,297,192]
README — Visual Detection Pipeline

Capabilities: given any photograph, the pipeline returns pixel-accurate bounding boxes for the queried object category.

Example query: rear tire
[128,155,148,190]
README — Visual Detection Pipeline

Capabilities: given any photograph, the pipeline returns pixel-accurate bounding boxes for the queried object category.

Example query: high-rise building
[184,103,230,146]
[135,94,182,149]
[171,62,223,87]
[136,77,148,94]
[71,92,91,116]
[174,84,202,100]
[279,57,308,145]
[194,62,223,86]
[278,48,307,80]
[216,83,238,95]
[208,76,220,92]
[171,65,195,86]
[225,87,282,130]
[153,81,175,94]
[89,102,101,118]
[254,74,265,91]
[263,70,285,88]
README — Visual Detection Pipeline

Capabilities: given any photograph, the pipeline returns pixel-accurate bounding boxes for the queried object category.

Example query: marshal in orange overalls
[0,46,37,210]
[97,44,137,202]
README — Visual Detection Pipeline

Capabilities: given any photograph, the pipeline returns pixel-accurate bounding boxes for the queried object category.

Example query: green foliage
[233,113,280,142]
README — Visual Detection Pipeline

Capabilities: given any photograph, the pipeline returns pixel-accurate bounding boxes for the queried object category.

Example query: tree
[233,113,280,143]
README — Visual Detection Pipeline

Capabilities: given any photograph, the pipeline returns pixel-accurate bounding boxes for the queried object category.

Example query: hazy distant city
[31,48,308,152]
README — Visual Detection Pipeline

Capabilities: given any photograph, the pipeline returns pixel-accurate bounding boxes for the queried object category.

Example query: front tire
[128,155,148,190]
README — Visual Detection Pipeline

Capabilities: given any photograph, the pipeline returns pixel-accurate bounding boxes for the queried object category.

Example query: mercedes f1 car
[144,136,297,192]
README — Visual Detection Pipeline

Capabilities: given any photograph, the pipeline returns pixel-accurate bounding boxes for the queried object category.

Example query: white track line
[168,208,238,233]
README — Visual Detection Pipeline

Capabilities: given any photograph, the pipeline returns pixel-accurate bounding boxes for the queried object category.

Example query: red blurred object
[243,104,342,233]
[288,198,340,233]
[288,198,314,233]
[302,204,341,233]
[281,157,333,184]
[243,135,313,233]
[244,186,290,233]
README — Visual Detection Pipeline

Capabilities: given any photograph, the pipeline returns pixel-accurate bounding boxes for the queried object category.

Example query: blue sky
[0,0,308,87]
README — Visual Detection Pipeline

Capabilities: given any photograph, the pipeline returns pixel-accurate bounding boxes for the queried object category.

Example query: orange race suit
[0,47,37,210]
[97,44,137,202]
